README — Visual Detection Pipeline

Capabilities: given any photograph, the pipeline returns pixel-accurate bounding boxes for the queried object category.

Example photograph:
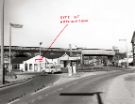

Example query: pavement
[5,74,34,82]
[105,72,135,104]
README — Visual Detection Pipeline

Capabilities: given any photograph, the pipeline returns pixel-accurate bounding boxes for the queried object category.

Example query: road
[11,70,133,104]
[0,74,59,104]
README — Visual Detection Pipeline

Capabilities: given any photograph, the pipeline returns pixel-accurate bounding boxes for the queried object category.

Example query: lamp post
[39,42,43,72]
[39,42,43,55]
[9,23,23,72]
[0,0,5,84]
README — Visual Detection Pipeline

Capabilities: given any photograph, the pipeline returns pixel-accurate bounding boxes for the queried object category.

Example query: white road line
[7,98,20,104]
[30,86,51,95]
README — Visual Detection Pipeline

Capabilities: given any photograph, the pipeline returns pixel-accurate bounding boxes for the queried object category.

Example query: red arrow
[48,24,68,49]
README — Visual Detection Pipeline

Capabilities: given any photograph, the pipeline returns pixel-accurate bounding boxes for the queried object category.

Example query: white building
[19,55,61,73]
[20,55,50,72]
[59,53,81,68]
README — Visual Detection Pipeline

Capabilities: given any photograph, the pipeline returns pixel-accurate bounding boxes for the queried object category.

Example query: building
[20,55,49,72]
[81,49,115,66]
[131,31,135,65]
[59,53,81,68]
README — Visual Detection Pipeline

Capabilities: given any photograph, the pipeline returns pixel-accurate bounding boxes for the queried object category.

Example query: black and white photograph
[0,0,135,104]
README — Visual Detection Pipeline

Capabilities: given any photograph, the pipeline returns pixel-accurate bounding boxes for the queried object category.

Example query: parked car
[43,63,62,74]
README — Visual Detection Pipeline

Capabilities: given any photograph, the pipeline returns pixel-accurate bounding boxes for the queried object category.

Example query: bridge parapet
[82,49,115,56]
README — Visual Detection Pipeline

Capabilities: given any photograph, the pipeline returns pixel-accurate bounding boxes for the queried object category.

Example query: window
[34,64,38,71]
[29,64,32,70]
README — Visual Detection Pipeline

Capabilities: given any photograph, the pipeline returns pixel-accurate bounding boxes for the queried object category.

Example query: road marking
[7,98,20,104]
[30,86,51,95]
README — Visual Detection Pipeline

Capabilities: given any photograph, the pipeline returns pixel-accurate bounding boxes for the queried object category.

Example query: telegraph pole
[69,44,72,56]
[39,42,42,55]
[0,0,5,84]
[9,24,12,72]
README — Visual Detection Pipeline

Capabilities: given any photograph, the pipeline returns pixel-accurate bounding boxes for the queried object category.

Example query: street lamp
[0,0,5,84]
[9,23,23,72]
[39,42,43,55]
[39,42,43,72]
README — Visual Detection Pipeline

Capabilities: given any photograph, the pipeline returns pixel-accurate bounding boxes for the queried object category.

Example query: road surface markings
[7,98,20,104]
[30,86,51,95]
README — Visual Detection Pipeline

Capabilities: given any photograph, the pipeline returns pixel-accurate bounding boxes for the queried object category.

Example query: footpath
[105,71,135,104]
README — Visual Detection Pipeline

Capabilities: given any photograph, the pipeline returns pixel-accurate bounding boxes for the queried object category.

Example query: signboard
[35,56,44,62]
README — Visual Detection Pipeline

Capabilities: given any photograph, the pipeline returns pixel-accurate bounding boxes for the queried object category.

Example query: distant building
[131,31,135,65]
[59,53,81,68]
[20,55,49,72]
[19,55,61,73]
[81,49,115,66]
[0,46,118,72]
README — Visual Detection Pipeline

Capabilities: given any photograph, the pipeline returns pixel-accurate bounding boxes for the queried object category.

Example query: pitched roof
[23,55,49,63]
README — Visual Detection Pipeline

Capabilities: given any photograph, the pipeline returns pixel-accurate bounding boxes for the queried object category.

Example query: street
[1,0,135,104]
[10,70,133,104]
[0,74,59,104]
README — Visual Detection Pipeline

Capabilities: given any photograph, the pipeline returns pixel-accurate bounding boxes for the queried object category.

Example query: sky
[1,0,135,52]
